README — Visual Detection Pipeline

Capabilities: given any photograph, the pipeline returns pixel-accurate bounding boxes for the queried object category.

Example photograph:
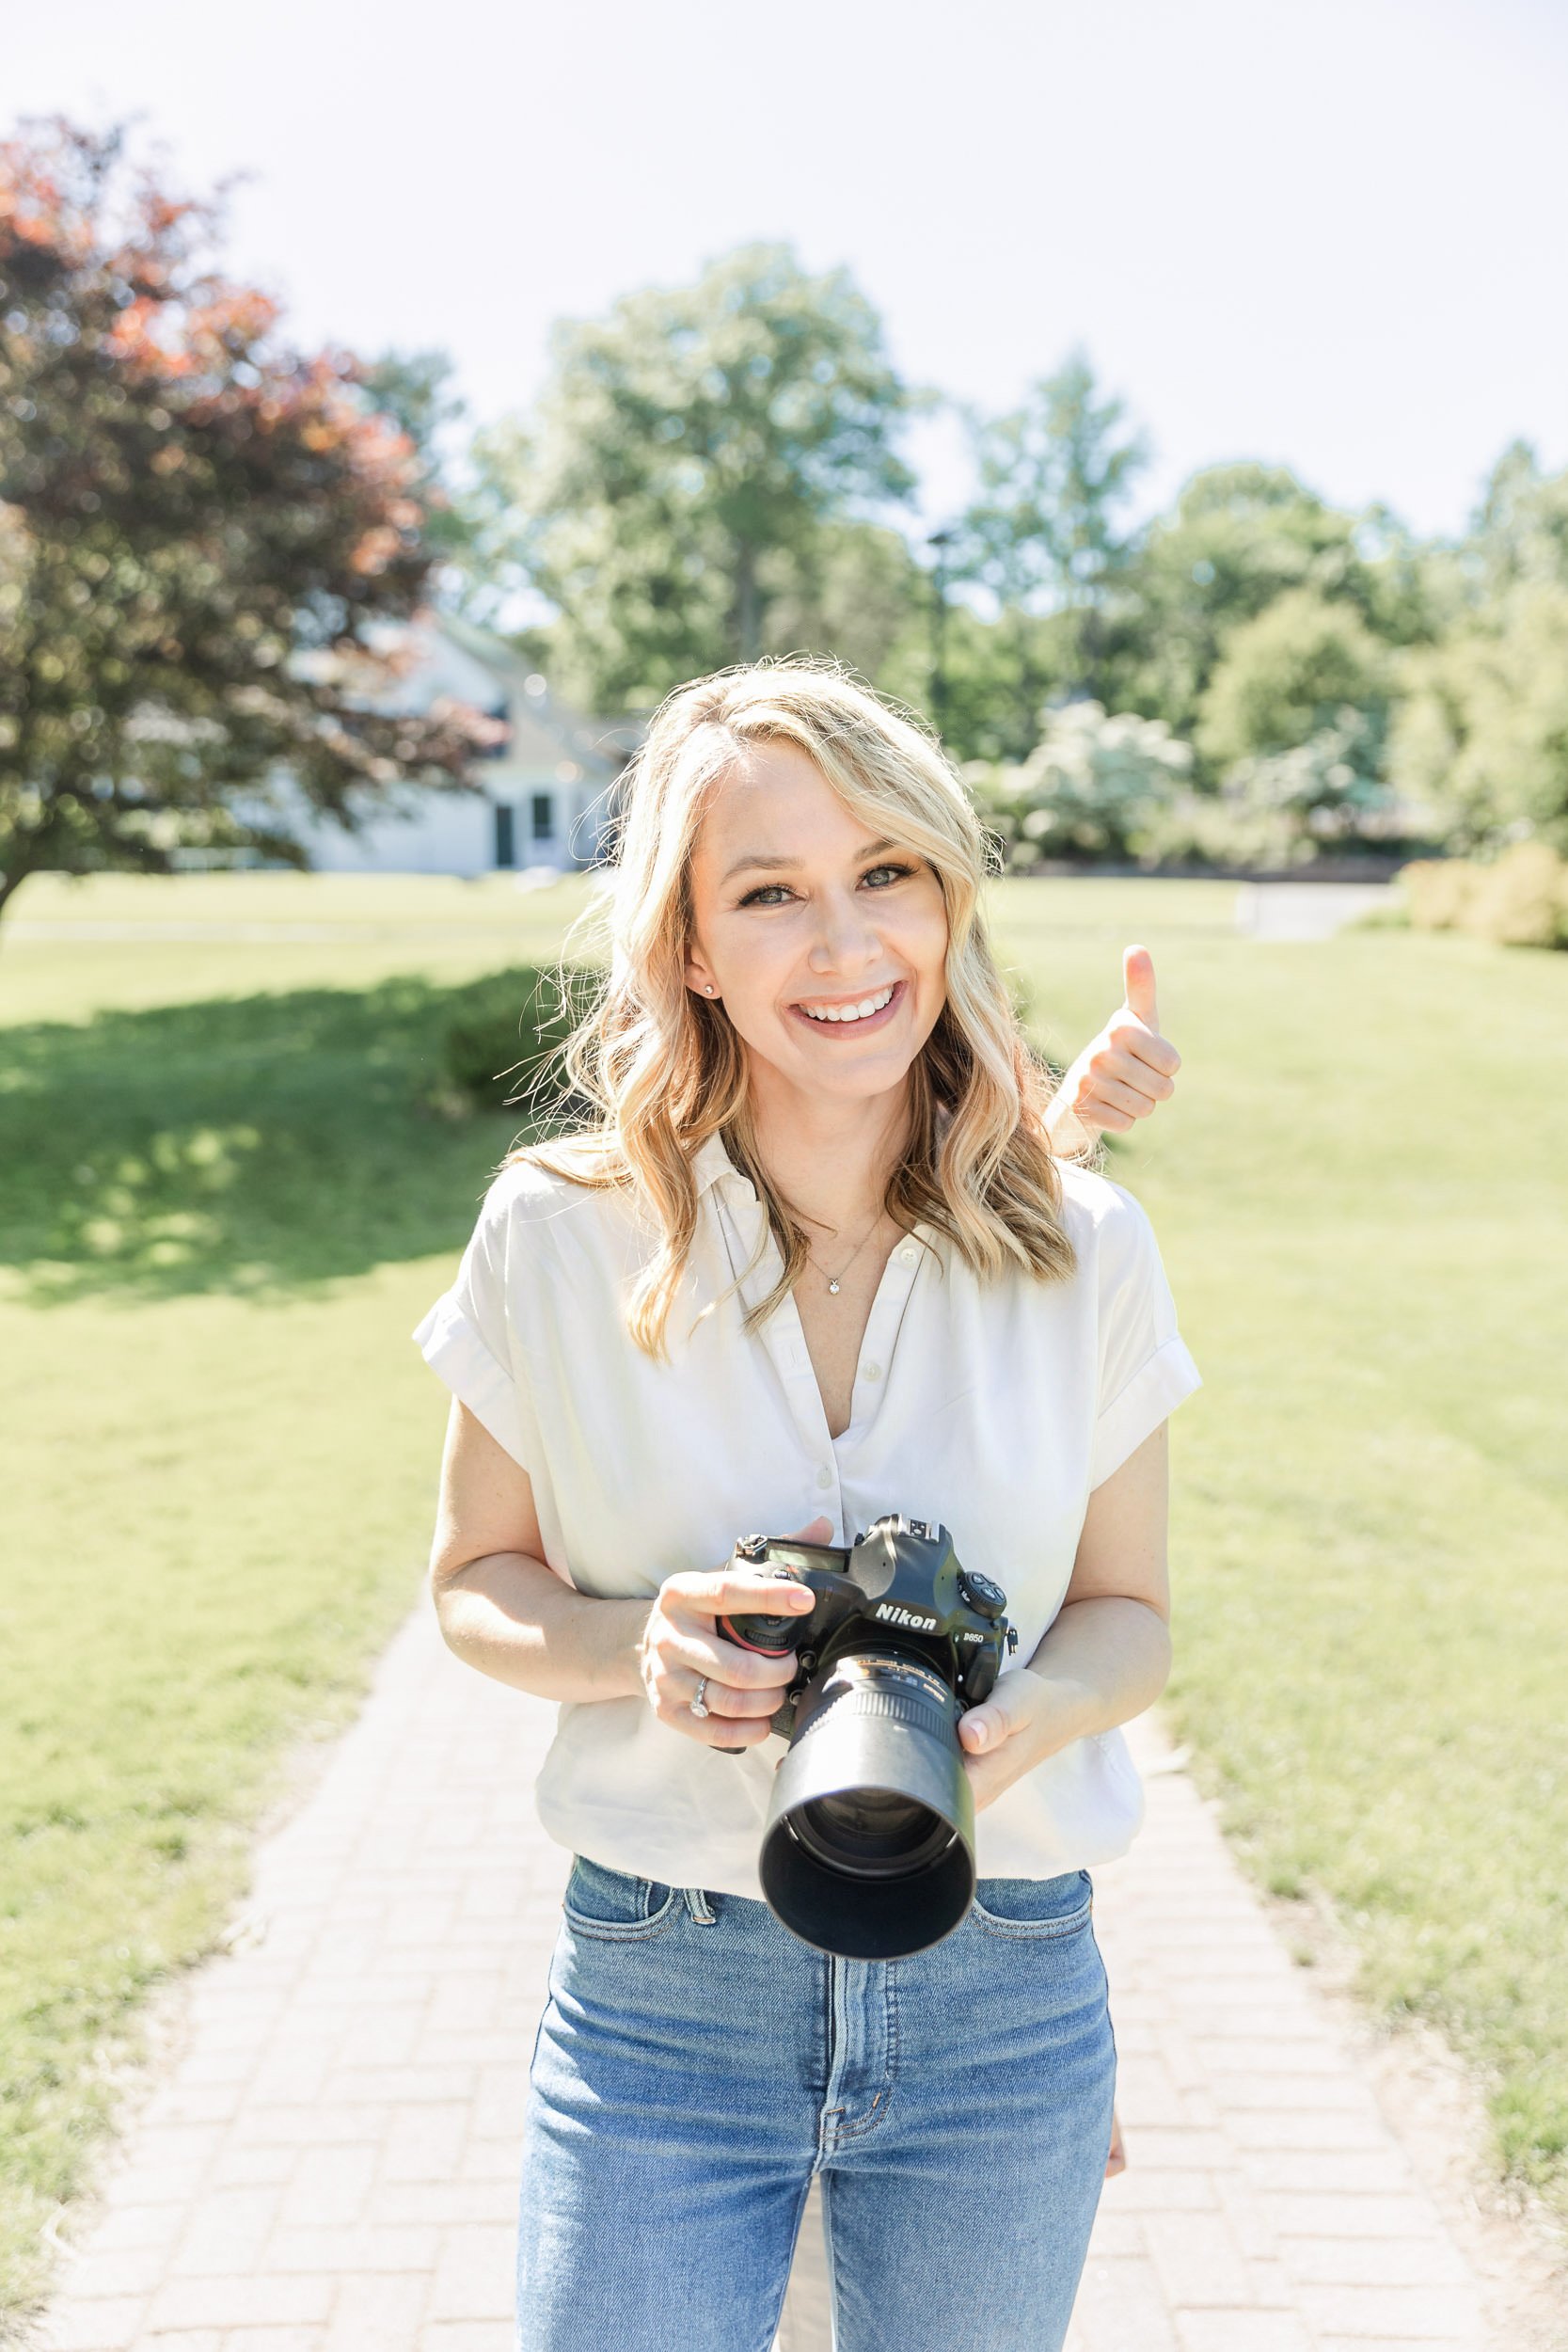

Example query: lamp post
[927,527,954,736]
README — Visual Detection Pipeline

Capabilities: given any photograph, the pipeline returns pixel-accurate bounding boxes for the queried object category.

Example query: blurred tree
[757,517,928,691]
[357,345,479,583]
[468,244,916,710]
[953,352,1149,752]
[1463,438,1568,598]
[0,121,490,924]
[1195,586,1391,771]
[1117,462,1418,746]
[1387,581,1568,854]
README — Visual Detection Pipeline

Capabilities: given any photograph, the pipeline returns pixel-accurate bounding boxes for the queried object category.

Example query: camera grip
[718,1608,800,1655]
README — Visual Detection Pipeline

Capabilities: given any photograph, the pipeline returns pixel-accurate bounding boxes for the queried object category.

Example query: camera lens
[757,1651,977,1959]
[792,1788,958,1879]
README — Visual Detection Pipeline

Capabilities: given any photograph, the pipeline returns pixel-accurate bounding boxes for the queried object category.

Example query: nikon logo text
[875,1603,938,1630]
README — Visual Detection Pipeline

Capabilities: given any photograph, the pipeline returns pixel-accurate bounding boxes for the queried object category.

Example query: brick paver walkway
[37,1606,1501,2352]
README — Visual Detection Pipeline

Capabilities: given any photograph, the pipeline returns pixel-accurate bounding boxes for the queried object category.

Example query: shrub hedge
[1401,842,1568,950]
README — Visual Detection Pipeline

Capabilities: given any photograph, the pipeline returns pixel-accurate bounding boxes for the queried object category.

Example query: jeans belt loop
[683,1883,717,1925]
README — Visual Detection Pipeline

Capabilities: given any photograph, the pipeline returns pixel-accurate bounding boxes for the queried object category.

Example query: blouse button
[897,1245,917,1265]
[863,1361,881,1382]
[816,1466,833,1489]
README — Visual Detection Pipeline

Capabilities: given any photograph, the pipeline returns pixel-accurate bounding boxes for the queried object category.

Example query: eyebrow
[721,836,901,888]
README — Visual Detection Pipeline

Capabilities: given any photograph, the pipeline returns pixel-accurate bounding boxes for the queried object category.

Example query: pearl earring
[704,986,715,996]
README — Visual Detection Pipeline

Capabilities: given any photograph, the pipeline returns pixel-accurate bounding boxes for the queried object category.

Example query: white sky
[8,0,1567,544]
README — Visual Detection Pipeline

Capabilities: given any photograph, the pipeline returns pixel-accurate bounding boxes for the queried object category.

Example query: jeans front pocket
[562,1854,681,1942]
[971,1869,1094,1940]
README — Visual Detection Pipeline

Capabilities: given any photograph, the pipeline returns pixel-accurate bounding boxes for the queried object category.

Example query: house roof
[435,615,627,781]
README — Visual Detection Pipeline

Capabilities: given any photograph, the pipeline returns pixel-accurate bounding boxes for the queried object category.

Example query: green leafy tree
[952,352,1148,750]
[1465,439,1568,598]
[470,244,915,709]
[357,345,479,585]
[755,518,928,691]
[0,122,490,923]
[1387,582,1568,853]
[1119,463,1406,743]
[1195,586,1391,772]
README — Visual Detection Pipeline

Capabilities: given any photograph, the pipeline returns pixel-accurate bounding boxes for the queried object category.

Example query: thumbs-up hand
[1045,944,1181,1148]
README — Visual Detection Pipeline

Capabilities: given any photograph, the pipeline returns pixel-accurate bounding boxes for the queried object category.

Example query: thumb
[1122,944,1159,1032]
[959,1675,1028,1754]
[781,1516,834,1541]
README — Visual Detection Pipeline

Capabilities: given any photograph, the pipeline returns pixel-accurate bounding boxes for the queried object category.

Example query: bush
[965,699,1193,866]
[1400,843,1568,950]
[430,964,603,1117]
[1138,709,1409,871]
[1400,859,1481,931]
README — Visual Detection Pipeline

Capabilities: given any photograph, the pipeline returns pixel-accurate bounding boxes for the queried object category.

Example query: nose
[804,882,885,976]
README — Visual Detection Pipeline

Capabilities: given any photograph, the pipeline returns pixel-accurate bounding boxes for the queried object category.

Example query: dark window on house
[531,791,554,843]
[475,699,509,759]
[494,802,515,868]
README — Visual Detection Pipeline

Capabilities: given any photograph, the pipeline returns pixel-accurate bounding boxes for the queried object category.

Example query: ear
[683,950,717,999]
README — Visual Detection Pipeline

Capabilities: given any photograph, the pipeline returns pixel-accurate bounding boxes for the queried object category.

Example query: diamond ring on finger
[689,1676,710,1719]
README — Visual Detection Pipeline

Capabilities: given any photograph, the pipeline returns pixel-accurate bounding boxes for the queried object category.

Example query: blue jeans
[516,1855,1117,2351]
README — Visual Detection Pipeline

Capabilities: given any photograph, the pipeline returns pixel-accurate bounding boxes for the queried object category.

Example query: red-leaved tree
[0,119,497,922]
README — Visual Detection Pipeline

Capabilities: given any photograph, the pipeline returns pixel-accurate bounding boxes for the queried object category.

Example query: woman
[414,660,1200,2352]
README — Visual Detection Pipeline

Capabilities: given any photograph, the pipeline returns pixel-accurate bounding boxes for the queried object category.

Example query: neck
[742,1067,914,1241]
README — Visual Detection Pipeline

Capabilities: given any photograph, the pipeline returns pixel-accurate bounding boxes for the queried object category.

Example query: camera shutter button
[958,1571,1007,1620]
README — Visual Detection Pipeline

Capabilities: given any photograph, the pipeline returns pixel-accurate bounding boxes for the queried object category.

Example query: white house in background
[268,614,632,877]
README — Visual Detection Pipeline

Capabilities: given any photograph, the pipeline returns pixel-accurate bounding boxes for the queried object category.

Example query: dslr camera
[719,1513,1018,1961]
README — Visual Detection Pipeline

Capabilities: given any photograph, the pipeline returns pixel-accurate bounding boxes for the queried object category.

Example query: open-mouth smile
[787,979,906,1037]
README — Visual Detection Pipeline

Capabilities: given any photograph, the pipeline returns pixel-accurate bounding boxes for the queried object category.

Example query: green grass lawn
[1,868,1564,2323]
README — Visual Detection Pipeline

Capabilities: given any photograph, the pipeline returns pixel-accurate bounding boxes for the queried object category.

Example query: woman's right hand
[636,1518,833,1748]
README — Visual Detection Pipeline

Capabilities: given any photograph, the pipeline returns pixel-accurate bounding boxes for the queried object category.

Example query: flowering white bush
[964,699,1194,865]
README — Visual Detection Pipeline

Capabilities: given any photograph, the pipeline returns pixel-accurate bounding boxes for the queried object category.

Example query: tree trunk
[733,543,761,661]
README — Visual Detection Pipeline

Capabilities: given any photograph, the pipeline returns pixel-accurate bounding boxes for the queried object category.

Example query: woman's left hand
[1046,944,1180,1145]
[957,1667,1073,1812]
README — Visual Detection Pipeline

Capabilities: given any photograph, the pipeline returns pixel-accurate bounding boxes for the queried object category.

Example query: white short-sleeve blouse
[413,1130,1201,1896]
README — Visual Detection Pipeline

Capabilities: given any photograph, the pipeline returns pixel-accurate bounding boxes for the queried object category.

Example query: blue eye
[737,862,916,909]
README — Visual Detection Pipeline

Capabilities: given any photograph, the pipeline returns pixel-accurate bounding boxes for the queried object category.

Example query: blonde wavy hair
[507,656,1077,1359]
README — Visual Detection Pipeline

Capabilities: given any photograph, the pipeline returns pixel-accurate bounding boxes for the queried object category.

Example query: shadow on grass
[0,963,1103,1307]
[0,972,562,1303]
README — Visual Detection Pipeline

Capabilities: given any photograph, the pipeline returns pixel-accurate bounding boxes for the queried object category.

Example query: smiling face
[682,738,951,1116]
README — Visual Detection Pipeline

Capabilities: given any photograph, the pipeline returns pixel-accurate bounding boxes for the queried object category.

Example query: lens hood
[757,1653,976,1960]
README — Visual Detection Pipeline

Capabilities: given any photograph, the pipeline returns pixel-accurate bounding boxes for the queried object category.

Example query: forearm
[433,1549,651,1704]
[1043,1089,1099,1159]
[1024,1595,1172,1752]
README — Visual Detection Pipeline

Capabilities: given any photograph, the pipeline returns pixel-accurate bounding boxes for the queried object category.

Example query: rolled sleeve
[1089,1184,1202,1489]
[413,1172,532,1471]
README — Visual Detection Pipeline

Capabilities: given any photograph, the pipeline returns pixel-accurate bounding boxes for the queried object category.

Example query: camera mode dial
[958,1571,1007,1621]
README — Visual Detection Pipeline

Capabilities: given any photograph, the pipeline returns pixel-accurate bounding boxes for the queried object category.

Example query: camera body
[722,1513,1018,1740]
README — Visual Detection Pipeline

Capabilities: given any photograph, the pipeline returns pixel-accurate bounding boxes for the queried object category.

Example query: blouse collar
[687,1125,941,1253]
[689,1130,756,1201]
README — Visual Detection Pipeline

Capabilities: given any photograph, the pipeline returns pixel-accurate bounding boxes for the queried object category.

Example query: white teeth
[801,985,895,1024]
